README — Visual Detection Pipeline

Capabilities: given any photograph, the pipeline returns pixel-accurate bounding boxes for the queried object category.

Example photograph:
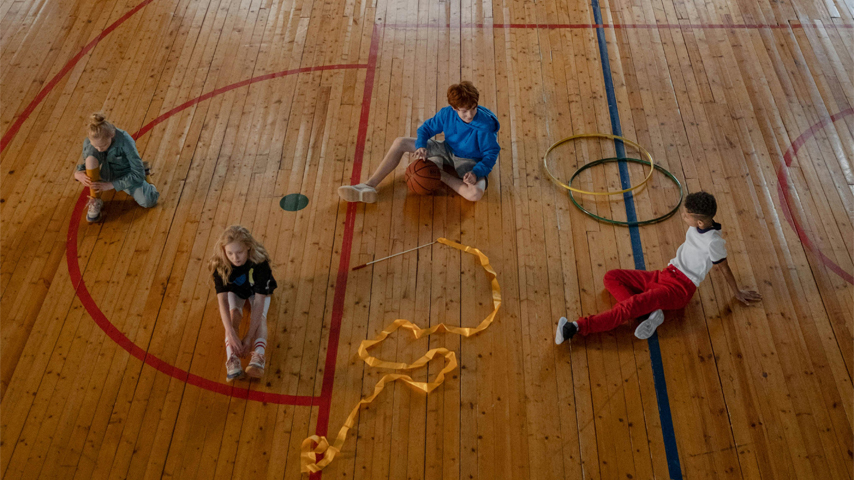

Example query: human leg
[84,156,101,199]
[633,266,697,338]
[245,295,270,353]
[576,282,690,336]
[434,153,487,202]
[560,269,654,340]
[439,170,486,202]
[338,137,417,203]
[84,156,104,222]
[602,269,656,302]
[245,296,270,378]
[142,161,154,184]
[127,182,159,208]
[366,137,417,187]
[225,293,246,381]
[634,309,665,339]
[227,294,243,351]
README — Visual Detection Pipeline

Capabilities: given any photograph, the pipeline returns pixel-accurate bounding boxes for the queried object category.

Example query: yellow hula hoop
[543,133,656,196]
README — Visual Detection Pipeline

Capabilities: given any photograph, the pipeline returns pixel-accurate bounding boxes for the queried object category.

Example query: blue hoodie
[415,106,501,178]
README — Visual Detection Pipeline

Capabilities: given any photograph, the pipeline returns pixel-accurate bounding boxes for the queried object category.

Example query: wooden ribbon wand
[351,240,439,270]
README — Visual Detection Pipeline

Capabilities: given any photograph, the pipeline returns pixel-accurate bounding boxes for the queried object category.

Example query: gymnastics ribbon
[300,237,501,473]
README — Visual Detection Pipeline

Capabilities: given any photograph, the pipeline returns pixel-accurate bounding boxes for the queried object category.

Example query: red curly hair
[447,81,479,109]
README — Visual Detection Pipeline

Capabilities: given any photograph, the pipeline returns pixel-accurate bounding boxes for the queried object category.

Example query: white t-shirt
[669,223,727,286]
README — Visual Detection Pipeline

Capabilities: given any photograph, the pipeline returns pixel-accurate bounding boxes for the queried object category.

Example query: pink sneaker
[245,352,265,378]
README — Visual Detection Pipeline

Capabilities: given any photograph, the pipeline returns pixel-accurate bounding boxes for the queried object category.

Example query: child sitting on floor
[556,191,761,344]
[209,225,277,381]
[338,81,500,203]
[73,113,158,223]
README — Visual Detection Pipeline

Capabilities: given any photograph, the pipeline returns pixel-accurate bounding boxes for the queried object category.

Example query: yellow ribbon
[300,238,501,473]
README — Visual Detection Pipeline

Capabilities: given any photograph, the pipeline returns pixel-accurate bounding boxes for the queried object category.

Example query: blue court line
[588,0,683,477]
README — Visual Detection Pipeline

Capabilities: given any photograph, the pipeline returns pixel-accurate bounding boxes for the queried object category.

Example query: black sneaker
[555,317,577,345]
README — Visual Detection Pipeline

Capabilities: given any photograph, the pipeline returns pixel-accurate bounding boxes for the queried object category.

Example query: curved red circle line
[776,107,853,284]
[131,64,368,140]
[66,63,367,405]
[68,192,314,405]
[0,0,157,156]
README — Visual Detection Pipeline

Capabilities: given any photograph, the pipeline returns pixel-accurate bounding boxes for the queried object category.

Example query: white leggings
[227,292,270,315]
[225,293,270,346]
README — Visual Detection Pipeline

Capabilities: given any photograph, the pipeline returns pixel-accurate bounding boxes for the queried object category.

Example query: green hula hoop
[568,157,684,227]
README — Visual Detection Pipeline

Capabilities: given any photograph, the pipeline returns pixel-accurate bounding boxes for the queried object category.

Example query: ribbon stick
[301,238,501,473]
[351,240,438,270]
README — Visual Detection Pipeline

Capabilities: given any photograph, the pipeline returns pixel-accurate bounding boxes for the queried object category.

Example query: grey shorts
[425,140,487,189]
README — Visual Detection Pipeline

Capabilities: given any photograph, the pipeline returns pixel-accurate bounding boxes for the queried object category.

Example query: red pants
[577,265,696,336]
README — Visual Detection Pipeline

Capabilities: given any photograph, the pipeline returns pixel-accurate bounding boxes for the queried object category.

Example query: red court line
[310,24,382,479]
[67,192,317,405]
[133,64,367,139]
[382,22,854,29]
[0,0,157,156]
[777,108,854,285]
[3,0,848,155]
[65,63,368,406]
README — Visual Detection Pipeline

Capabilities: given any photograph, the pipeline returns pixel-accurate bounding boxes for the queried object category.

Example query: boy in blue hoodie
[338,81,500,203]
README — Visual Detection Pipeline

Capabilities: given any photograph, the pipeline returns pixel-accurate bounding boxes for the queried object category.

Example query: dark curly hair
[684,191,717,219]
[447,81,479,109]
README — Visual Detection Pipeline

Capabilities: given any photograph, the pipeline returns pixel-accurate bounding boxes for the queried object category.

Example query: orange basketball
[405,159,442,195]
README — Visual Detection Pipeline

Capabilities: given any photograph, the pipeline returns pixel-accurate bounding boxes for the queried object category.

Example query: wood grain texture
[1,0,851,476]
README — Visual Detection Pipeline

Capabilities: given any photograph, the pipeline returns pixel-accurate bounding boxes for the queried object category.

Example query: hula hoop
[543,133,655,195]
[568,157,684,226]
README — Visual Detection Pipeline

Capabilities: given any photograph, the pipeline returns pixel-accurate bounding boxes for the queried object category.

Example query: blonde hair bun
[86,112,116,140]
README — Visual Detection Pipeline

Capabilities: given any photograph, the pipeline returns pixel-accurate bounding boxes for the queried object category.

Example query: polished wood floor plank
[2,0,852,477]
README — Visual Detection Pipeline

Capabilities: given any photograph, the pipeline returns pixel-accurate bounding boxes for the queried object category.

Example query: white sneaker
[634,309,665,339]
[245,352,265,378]
[225,355,244,382]
[86,197,104,223]
[337,183,378,203]
[555,317,578,345]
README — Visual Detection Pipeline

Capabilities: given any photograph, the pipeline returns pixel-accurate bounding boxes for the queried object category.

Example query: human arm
[217,292,244,357]
[74,168,92,187]
[241,262,276,351]
[470,132,500,179]
[714,259,762,305]
[90,180,115,192]
[110,132,146,192]
[75,154,115,191]
[415,111,445,150]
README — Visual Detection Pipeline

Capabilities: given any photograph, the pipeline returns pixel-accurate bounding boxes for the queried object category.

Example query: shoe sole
[245,364,264,378]
[338,185,377,203]
[226,370,245,382]
[634,311,664,339]
[86,215,101,223]
[555,317,568,345]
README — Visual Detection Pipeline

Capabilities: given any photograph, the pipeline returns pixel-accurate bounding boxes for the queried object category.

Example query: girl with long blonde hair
[73,113,158,222]
[209,225,277,381]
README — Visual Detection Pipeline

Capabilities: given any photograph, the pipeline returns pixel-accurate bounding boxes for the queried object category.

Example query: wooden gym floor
[1,0,852,475]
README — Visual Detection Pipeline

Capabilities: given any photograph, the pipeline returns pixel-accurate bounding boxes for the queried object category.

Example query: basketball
[405,159,442,195]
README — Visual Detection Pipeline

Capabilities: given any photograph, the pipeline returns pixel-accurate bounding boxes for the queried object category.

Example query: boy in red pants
[556,191,761,343]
